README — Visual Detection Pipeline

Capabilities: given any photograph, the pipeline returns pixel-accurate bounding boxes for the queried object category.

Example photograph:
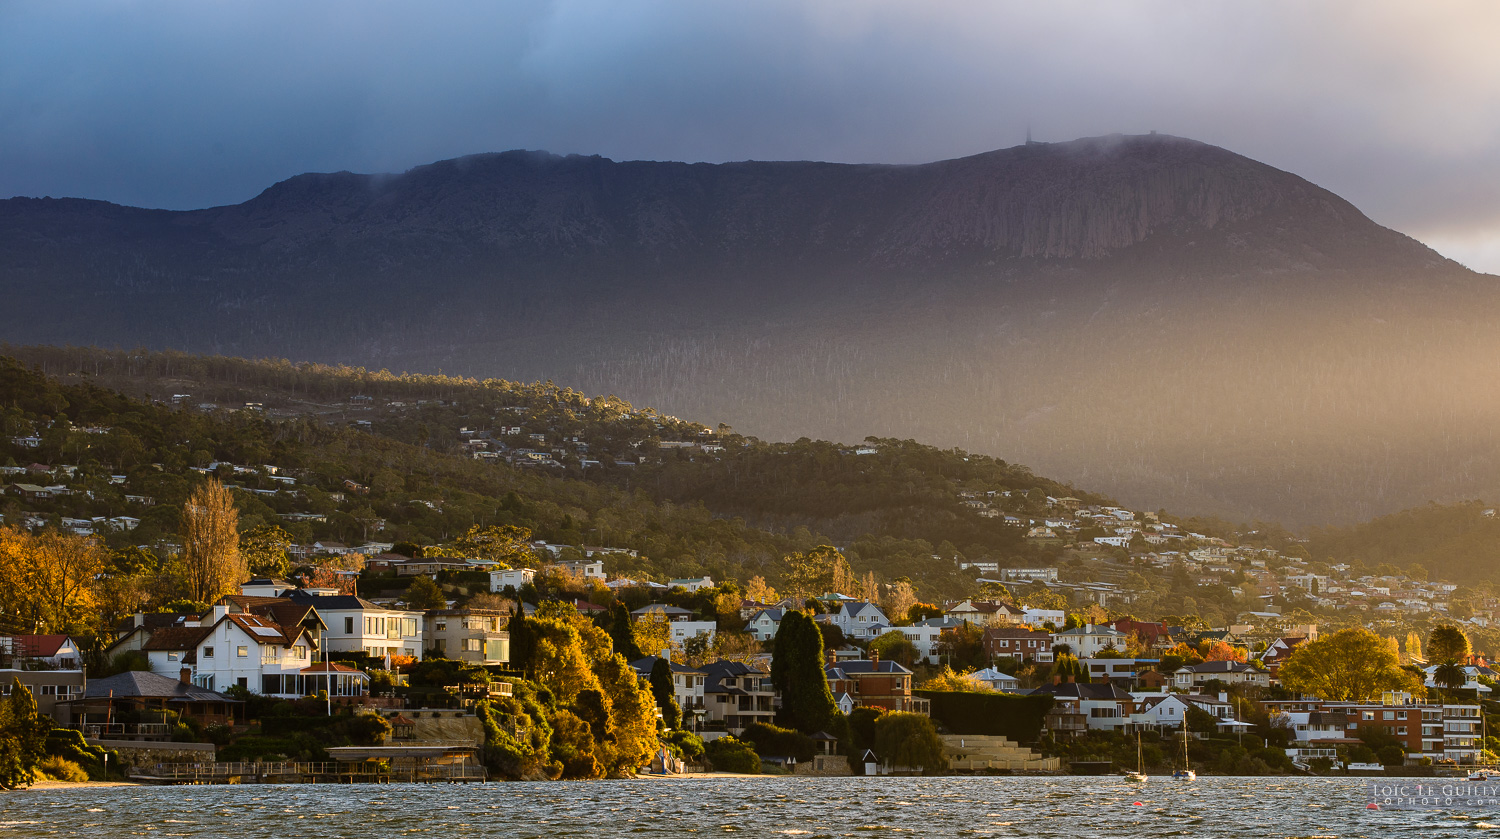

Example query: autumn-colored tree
[783,545,847,603]
[920,665,991,692]
[632,610,676,660]
[1279,628,1424,701]
[0,526,107,633]
[744,576,777,604]
[179,479,244,604]
[1200,640,1246,662]
[882,581,917,624]
[443,525,538,568]
[1404,631,1424,664]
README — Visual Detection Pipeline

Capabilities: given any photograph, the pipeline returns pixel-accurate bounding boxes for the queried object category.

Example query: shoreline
[19,780,141,791]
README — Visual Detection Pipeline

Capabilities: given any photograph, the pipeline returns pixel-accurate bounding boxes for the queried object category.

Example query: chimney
[133,613,145,629]
[211,604,229,622]
[1053,674,1062,685]
[1219,691,1228,702]
[1066,675,1075,683]
[826,650,836,668]
[870,649,880,665]
[661,648,671,663]
[179,667,192,685]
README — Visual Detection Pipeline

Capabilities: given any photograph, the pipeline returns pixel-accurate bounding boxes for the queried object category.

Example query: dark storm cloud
[3,1,1499,268]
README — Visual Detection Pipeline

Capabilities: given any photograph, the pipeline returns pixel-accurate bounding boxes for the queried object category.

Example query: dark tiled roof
[281,590,382,610]
[829,659,911,675]
[81,670,235,702]
[141,626,212,652]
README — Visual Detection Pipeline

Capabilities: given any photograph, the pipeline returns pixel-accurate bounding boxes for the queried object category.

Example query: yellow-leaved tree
[0,526,107,633]
[179,479,245,604]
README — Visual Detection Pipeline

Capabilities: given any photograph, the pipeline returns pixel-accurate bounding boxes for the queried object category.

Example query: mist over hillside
[2,133,1497,526]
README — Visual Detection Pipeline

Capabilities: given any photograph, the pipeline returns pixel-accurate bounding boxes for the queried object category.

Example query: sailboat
[1172,721,1196,781]
[1125,731,1149,782]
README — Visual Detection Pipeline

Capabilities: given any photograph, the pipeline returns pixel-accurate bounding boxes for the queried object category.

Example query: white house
[1023,608,1065,628]
[969,667,1020,692]
[827,601,891,641]
[667,621,718,645]
[282,591,423,659]
[669,576,715,592]
[554,559,605,580]
[746,608,784,642]
[191,608,320,696]
[1172,660,1270,690]
[1051,624,1128,658]
[489,568,537,592]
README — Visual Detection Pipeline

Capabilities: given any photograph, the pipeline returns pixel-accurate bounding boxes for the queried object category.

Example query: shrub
[740,722,815,762]
[704,737,760,774]
[1377,744,1407,767]
[36,757,89,783]
[666,730,705,762]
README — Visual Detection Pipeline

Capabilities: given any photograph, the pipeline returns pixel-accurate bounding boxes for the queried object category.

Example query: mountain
[3,133,1498,527]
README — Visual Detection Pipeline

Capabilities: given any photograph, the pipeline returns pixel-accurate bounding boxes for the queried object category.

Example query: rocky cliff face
[0,134,1491,526]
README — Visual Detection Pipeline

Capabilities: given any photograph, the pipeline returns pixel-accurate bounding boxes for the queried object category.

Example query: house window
[1383,711,1395,720]
[1397,711,1407,720]
[345,617,355,634]
[40,685,57,696]
[237,677,248,689]
[465,639,482,652]
[294,645,307,659]
[168,652,179,661]
[237,646,248,657]
[403,618,418,637]
[203,646,214,658]
[1398,727,1408,735]
[435,621,447,632]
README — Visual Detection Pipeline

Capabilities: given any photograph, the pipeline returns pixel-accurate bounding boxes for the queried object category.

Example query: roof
[1180,660,1258,674]
[281,590,386,611]
[8,635,72,657]
[1054,624,1126,638]
[301,662,366,674]
[748,608,784,622]
[141,626,213,652]
[631,604,693,617]
[826,659,912,677]
[1031,681,1132,700]
[628,655,706,677]
[79,670,236,703]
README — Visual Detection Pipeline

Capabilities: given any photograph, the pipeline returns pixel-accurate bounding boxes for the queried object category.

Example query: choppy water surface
[4,776,1495,837]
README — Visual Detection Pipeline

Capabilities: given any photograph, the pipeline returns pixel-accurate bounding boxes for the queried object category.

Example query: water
[3,777,1494,837]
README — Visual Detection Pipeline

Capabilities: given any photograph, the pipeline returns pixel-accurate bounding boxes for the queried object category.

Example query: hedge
[914,690,1053,744]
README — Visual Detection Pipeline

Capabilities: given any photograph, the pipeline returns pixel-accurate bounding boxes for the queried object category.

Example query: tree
[882,581,917,623]
[445,525,538,568]
[404,575,447,610]
[920,665,990,692]
[608,602,643,660]
[771,611,840,734]
[934,621,987,671]
[179,479,244,604]
[1201,640,1246,662]
[744,576,777,604]
[239,524,294,579]
[783,545,847,603]
[1404,631,1424,664]
[1428,625,1471,665]
[0,679,49,789]
[1278,628,1424,701]
[649,657,682,729]
[0,526,107,634]
[704,736,760,773]
[869,630,919,668]
[872,712,948,774]
[1052,653,1086,681]
[1434,661,1467,691]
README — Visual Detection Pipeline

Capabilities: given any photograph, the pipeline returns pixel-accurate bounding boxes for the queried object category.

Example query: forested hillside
[0,349,1101,603]
[1307,502,1500,586]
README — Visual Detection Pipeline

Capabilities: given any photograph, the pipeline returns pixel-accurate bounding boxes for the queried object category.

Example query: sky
[4,1,1500,272]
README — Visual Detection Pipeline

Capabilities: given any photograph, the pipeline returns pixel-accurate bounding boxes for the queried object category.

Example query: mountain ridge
[0,133,1495,527]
